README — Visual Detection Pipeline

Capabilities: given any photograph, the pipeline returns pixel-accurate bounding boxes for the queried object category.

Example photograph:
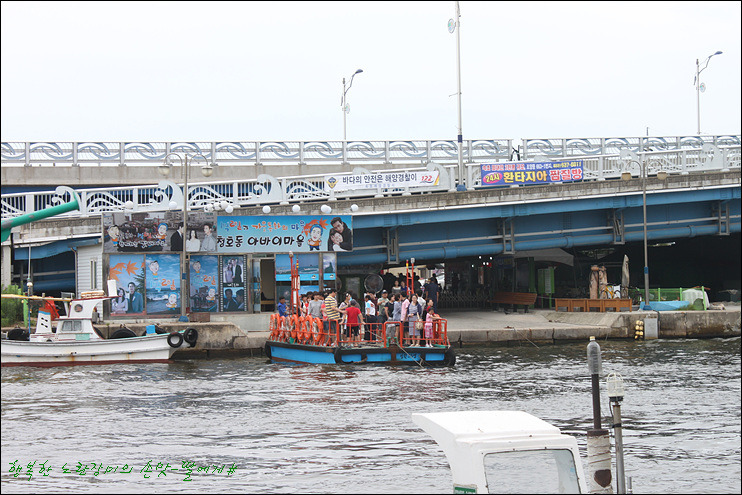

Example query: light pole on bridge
[450,1,465,191]
[342,69,363,142]
[622,158,667,310]
[695,50,722,135]
[159,152,213,320]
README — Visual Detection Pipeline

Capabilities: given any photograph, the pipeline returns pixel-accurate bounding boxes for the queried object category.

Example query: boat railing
[396,319,449,348]
[269,314,449,348]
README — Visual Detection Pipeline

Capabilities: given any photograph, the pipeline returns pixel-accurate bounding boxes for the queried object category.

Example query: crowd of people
[277,276,442,347]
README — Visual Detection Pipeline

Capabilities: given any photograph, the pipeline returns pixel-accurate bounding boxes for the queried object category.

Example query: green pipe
[1,192,80,242]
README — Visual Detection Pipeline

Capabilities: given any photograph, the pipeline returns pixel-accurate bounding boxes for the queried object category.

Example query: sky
[1,1,740,142]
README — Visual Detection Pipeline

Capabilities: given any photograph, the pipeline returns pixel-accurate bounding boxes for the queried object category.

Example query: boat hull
[1,334,179,367]
[266,341,455,366]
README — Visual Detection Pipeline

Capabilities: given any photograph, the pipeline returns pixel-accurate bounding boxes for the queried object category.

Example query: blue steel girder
[340,186,741,265]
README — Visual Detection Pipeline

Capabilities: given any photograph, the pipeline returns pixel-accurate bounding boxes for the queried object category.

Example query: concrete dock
[4,304,739,358]
[107,303,742,358]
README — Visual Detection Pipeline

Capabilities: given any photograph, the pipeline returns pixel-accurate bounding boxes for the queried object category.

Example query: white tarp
[513,248,574,266]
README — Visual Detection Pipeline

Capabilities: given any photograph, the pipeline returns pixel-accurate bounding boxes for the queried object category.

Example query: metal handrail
[2,145,739,220]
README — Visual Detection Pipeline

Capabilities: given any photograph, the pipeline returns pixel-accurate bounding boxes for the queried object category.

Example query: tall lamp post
[695,50,723,135]
[622,158,667,309]
[159,152,213,320]
[449,1,465,191]
[342,69,363,141]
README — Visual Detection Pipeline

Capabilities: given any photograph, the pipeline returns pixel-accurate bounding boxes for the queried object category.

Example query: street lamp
[695,50,723,135]
[449,1,465,191]
[159,152,214,320]
[342,69,363,141]
[622,157,667,309]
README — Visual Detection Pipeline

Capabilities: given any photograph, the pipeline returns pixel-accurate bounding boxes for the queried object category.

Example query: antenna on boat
[289,251,300,316]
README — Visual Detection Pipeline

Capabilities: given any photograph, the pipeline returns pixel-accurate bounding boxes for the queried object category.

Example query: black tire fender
[264,342,272,359]
[183,328,198,347]
[334,347,343,364]
[7,328,29,341]
[110,328,137,339]
[167,332,184,348]
[443,347,456,367]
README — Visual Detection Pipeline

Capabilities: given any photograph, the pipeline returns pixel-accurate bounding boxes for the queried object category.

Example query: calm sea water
[2,337,740,494]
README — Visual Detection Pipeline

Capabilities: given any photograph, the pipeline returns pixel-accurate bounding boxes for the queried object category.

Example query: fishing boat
[412,410,588,493]
[1,292,197,367]
[264,253,455,366]
[264,314,455,366]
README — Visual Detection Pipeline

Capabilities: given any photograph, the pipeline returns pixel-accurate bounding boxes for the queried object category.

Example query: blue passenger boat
[264,252,455,366]
[264,314,455,366]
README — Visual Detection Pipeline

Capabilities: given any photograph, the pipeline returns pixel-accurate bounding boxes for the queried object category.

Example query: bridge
[1,135,740,307]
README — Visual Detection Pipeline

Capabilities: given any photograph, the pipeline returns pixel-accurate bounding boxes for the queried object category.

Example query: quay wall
[4,308,738,356]
[86,308,741,355]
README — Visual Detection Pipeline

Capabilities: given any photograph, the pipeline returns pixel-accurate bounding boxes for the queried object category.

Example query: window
[483,449,581,494]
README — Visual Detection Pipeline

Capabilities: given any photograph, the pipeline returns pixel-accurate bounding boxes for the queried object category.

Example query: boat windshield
[58,320,83,333]
[482,449,581,494]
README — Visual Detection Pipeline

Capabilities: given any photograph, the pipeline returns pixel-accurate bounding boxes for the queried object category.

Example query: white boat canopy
[412,410,588,494]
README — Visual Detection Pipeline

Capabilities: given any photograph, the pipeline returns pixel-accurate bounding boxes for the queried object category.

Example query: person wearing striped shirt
[324,289,341,344]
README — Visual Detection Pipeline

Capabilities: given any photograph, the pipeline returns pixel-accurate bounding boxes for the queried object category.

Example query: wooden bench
[554,298,632,312]
[491,292,537,313]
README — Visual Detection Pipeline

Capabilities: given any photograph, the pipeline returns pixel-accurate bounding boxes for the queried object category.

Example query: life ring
[167,332,184,348]
[295,316,307,343]
[269,314,277,339]
[264,342,272,359]
[311,319,321,345]
[289,315,299,341]
[183,328,198,347]
[300,317,310,343]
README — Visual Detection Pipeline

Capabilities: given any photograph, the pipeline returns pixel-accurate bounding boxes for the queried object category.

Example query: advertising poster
[103,211,181,253]
[108,254,145,315]
[189,255,219,312]
[275,253,320,281]
[324,171,439,191]
[103,212,217,253]
[322,253,337,281]
[217,215,353,253]
[480,160,583,186]
[145,254,181,315]
[220,255,246,312]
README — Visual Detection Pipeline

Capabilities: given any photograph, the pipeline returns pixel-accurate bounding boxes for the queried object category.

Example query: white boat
[1,294,197,367]
[412,410,588,494]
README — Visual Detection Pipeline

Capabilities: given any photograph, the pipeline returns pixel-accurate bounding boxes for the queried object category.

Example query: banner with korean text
[480,160,583,186]
[216,215,353,253]
[324,171,439,191]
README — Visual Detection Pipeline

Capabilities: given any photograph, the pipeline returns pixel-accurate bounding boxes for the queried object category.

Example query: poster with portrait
[220,255,246,312]
[108,254,145,316]
[102,212,183,253]
[185,212,219,253]
[217,215,353,253]
[144,254,181,315]
[189,255,219,312]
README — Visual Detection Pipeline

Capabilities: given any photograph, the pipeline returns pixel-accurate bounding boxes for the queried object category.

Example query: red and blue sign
[480,160,583,186]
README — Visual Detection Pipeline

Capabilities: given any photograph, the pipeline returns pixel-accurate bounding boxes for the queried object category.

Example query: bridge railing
[2,143,739,220]
[0,139,513,167]
[467,144,740,187]
[520,135,741,159]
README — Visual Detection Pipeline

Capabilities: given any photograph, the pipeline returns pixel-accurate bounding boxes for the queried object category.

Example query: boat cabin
[412,410,588,494]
